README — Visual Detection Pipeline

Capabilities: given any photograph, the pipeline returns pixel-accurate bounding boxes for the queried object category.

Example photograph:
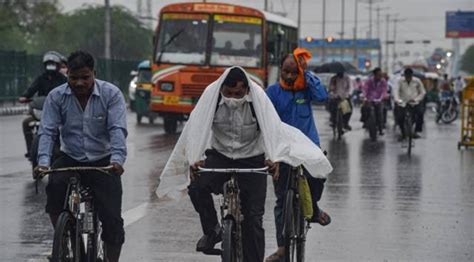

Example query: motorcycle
[435,94,459,124]
[26,96,60,179]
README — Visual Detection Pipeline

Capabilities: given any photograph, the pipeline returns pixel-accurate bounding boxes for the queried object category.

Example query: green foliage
[0,2,153,60]
[461,45,474,74]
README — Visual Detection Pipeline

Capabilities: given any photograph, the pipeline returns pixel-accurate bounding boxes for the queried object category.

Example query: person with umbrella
[328,69,353,131]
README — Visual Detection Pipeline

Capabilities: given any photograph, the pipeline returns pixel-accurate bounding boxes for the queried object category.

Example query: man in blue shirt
[35,51,127,262]
[265,53,331,261]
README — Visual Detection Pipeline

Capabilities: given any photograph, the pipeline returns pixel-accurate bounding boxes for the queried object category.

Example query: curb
[0,106,28,116]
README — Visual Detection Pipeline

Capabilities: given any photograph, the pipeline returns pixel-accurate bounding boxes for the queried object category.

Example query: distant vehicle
[133,60,156,124]
[128,73,138,111]
[151,2,298,134]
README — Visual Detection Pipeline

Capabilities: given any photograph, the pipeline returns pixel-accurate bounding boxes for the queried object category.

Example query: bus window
[156,13,209,65]
[210,15,263,68]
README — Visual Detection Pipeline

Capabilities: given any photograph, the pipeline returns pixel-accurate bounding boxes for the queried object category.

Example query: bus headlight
[160,82,174,92]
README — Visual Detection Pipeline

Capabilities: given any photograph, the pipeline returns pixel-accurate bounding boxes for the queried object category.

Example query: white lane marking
[123,202,149,227]
[27,202,150,261]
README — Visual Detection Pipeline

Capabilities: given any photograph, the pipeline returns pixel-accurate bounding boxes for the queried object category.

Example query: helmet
[42,51,62,64]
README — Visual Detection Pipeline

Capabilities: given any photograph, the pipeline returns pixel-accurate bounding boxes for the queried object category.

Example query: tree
[0,0,61,51]
[33,5,153,60]
[461,45,474,74]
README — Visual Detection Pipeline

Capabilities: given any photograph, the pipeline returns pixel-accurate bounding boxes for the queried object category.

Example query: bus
[151,2,298,133]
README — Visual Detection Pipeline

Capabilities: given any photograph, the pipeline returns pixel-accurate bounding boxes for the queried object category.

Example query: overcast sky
[60,0,474,58]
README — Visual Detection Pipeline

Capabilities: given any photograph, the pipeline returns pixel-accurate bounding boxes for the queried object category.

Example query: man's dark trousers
[188,149,267,262]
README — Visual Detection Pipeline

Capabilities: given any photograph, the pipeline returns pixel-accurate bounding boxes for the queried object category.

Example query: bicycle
[331,98,345,140]
[39,166,114,262]
[401,104,416,156]
[282,165,312,262]
[196,166,269,262]
[364,101,383,141]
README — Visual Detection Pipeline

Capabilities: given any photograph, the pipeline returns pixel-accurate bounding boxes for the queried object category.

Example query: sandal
[265,251,284,262]
[311,208,331,226]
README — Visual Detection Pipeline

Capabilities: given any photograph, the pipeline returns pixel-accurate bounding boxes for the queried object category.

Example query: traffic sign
[446,11,474,38]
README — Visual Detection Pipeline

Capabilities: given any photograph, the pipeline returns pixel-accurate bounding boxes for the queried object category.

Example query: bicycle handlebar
[196,167,270,175]
[39,165,114,178]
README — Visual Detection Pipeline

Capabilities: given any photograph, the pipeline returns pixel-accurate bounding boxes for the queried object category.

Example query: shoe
[344,125,352,131]
[265,251,284,262]
[196,231,222,252]
[309,208,331,226]
[379,131,384,136]
[412,133,421,139]
[398,135,406,142]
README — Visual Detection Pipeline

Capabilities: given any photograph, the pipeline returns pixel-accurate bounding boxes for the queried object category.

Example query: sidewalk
[0,101,28,116]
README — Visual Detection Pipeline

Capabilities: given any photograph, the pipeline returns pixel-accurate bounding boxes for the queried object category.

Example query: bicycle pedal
[202,248,221,256]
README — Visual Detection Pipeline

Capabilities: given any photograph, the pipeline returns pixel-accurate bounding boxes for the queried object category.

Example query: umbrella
[312,61,362,75]
[393,69,426,80]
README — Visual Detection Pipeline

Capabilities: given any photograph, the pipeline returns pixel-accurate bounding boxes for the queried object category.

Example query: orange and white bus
[150,2,298,133]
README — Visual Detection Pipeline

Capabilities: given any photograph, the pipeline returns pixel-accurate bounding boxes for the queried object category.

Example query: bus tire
[164,117,177,134]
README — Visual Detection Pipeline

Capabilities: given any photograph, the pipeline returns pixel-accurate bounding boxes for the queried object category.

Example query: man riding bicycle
[360,67,388,136]
[393,68,426,140]
[156,66,332,262]
[265,50,331,261]
[34,50,127,262]
[187,68,273,261]
[328,69,353,131]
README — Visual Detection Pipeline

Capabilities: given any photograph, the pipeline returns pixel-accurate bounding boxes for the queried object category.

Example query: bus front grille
[182,85,207,97]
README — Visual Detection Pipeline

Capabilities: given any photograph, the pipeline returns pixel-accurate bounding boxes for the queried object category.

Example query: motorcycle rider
[19,51,67,158]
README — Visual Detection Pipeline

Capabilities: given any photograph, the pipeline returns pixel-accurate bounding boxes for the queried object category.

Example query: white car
[128,72,138,111]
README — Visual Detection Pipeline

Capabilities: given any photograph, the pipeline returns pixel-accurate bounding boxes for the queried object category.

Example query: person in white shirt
[393,68,426,140]
[188,68,275,261]
[454,76,466,101]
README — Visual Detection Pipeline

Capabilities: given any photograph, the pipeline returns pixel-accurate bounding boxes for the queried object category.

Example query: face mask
[45,64,57,71]
[221,93,247,109]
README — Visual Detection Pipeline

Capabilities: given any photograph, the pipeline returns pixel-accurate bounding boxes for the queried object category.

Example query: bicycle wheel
[441,108,458,124]
[336,109,344,140]
[367,109,377,141]
[221,219,237,262]
[283,189,296,262]
[295,203,306,262]
[51,212,81,262]
[404,116,413,156]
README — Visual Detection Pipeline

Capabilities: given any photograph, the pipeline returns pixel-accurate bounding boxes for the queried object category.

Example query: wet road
[0,107,473,261]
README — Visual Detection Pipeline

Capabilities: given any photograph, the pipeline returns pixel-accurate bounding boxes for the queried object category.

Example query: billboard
[446,11,474,38]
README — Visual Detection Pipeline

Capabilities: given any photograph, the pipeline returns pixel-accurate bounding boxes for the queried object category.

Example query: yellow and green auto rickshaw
[134,60,156,124]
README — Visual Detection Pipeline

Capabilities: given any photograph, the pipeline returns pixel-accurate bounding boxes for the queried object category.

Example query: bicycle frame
[402,105,416,156]
[196,167,268,261]
[40,166,113,262]
[283,165,310,262]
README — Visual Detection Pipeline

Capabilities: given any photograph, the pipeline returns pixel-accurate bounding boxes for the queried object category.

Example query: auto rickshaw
[133,60,156,124]
[458,77,474,149]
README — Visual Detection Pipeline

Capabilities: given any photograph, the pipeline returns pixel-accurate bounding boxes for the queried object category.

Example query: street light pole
[385,14,390,72]
[340,0,345,61]
[322,0,326,63]
[104,0,111,80]
[297,0,302,39]
[375,6,389,67]
[353,0,358,67]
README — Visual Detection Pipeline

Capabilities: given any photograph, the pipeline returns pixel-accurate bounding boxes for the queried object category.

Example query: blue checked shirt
[38,79,128,167]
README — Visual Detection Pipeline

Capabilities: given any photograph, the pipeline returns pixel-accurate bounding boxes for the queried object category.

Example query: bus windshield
[210,15,263,68]
[156,13,209,65]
